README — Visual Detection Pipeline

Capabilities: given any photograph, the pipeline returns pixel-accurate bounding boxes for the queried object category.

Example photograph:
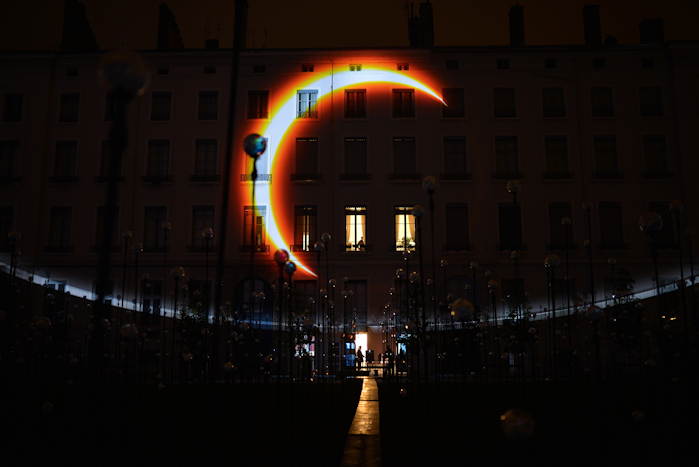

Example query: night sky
[1,0,698,51]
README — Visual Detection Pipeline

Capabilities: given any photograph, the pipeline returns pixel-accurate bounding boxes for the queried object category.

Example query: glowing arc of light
[254,68,445,277]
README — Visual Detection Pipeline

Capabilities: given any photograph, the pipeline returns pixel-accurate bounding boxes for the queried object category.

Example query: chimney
[157,3,184,50]
[640,18,665,44]
[583,5,602,48]
[509,4,525,47]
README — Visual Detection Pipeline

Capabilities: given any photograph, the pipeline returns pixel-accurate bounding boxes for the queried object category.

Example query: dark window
[150,92,171,121]
[641,58,654,69]
[542,87,566,117]
[392,89,415,118]
[198,91,218,120]
[599,202,624,248]
[346,280,368,330]
[545,58,558,69]
[99,140,122,178]
[95,205,119,247]
[393,137,417,177]
[343,137,367,177]
[146,140,170,179]
[494,88,516,118]
[203,65,216,74]
[302,64,314,72]
[349,64,362,72]
[498,204,522,250]
[344,89,366,118]
[639,86,663,117]
[253,64,266,73]
[494,136,519,178]
[141,279,162,316]
[394,206,416,252]
[397,63,409,71]
[0,207,14,251]
[442,88,464,118]
[591,87,614,117]
[48,207,72,250]
[648,202,675,248]
[194,139,218,177]
[59,93,80,122]
[643,135,669,176]
[247,91,268,119]
[496,58,510,69]
[54,141,78,178]
[443,137,467,176]
[294,137,318,177]
[593,57,606,70]
[0,140,18,178]
[294,205,317,252]
[3,94,23,122]
[548,203,573,249]
[445,60,459,70]
[143,206,168,251]
[243,206,266,250]
[345,206,367,252]
[593,135,620,178]
[445,204,469,251]
[544,136,569,177]
[191,205,215,249]
[297,90,318,119]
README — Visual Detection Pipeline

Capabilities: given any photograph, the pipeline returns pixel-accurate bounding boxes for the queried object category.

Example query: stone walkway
[340,376,381,466]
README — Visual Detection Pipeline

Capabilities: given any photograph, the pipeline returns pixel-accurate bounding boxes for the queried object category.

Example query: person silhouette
[356,346,364,369]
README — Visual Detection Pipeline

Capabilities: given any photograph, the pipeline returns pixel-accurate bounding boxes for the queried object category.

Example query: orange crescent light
[245,67,445,277]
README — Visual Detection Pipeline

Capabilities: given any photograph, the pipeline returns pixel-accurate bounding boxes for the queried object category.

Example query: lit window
[394,206,416,252]
[294,206,317,252]
[243,206,266,251]
[345,206,367,252]
[297,90,318,119]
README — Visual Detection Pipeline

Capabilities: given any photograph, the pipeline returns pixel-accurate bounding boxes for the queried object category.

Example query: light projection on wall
[242,66,446,277]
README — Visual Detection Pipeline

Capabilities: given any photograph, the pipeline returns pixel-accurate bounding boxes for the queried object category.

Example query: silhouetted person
[356,346,364,369]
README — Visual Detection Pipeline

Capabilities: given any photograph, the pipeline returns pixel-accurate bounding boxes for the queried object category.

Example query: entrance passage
[340,377,381,466]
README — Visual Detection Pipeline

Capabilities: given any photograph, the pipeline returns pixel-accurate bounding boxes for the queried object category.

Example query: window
[59,93,79,122]
[392,89,415,118]
[346,280,368,330]
[498,204,522,250]
[48,207,72,250]
[95,206,119,248]
[394,206,416,252]
[599,202,624,248]
[247,91,268,119]
[496,58,510,69]
[392,137,417,178]
[643,135,670,177]
[445,60,459,70]
[648,202,675,248]
[349,64,362,71]
[3,93,23,122]
[542,87,566,117]
[294,205,317,252]
[639,86,663,117]
[146,140,170,180]
[302,64,314,72]
[545,58,558,69]
[344,89,366,118]
[191,205,215,250]
[443,137,468,177]
[345,206,367,252]
[203,65,216,74]
[591,87,614,117]
[99,140,122,179]
[294,137,319,178]
[253,64,266,73]
[53,141,78,179]
[494,88,516,118]
[593,57,606,70]
[194,139,218,178]
[494,136,519,178]
[297,90,318,119]
[548,203,572,249]
[198,91,218,120]
[593,135,620,178]
[442,88,464,118]
[343,137,368,178]
[0,207,14,251]
[544,136,569,177]
[0,140,18,179]
[445,204,469,251]
[641,58,654,69]
[243,206,267,251]
[150,91,171,121]
[397,63,409,71]
[143,206,168,251]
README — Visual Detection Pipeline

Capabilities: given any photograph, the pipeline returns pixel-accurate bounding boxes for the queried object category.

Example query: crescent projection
[244,67,446,277]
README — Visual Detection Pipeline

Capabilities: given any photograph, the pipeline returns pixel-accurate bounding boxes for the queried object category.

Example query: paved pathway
[340,376,381,466]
